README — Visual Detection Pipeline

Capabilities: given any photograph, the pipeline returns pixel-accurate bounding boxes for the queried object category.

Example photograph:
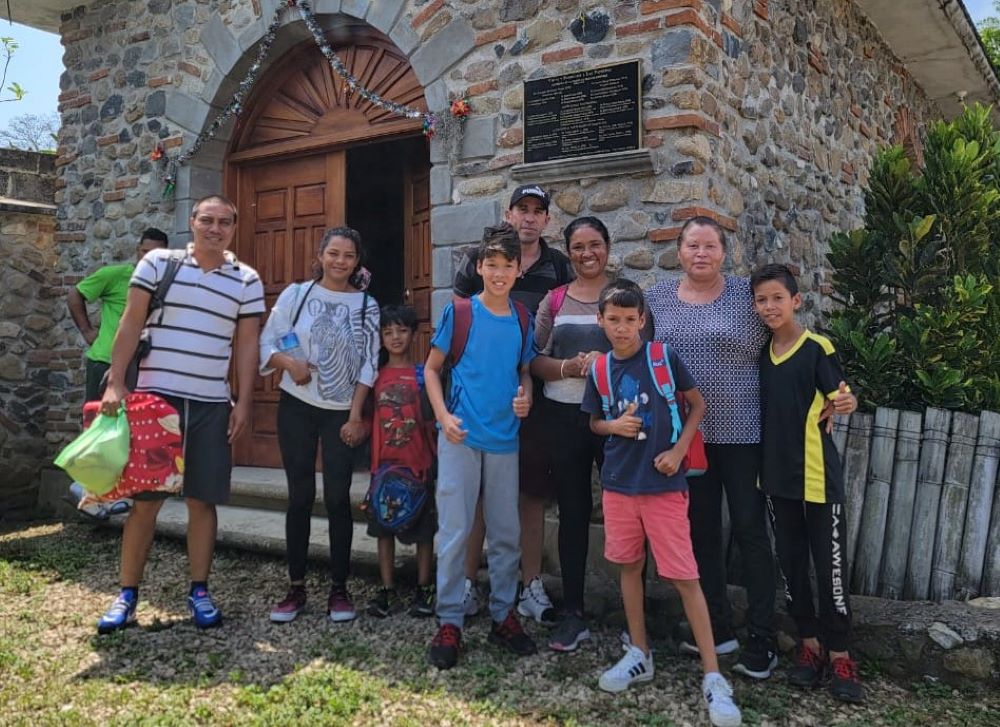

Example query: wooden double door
[231,144,431,468]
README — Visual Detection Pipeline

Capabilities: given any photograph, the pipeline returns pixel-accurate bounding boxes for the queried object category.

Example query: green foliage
[826,104,1000,412]
[0,37,26,103]
[979,1,1000,70]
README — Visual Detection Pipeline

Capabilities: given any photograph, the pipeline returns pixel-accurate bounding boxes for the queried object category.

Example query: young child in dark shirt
[751,263,861,703]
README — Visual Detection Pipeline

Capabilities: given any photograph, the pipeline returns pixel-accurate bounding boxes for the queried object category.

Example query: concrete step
[227,466,371,522]
[104,499,417,574]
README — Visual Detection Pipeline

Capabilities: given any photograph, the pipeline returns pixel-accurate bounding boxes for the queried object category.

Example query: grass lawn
[1,522,998,726]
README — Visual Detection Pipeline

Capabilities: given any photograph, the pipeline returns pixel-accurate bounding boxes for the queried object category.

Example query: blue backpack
[363,463,430,533]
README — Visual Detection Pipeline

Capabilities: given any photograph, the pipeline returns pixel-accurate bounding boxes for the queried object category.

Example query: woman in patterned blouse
[645,216,777,680]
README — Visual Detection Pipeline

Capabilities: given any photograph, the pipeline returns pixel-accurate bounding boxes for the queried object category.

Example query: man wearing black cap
[453,185,574,311]
[452,184,574,627]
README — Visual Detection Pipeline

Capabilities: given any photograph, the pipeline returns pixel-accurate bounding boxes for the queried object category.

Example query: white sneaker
[462,578,483,617]
[679,636,739,656]
[598,644,654,693]
[703,672,742,727]
[516,576,558,626]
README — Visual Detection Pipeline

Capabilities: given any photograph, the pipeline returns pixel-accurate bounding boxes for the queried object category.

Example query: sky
[0,2,998,133]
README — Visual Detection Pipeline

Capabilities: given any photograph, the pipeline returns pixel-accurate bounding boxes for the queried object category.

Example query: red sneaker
[830,655,864,703]
[488,610,537,656]
[327,585,356,623]
[428,623,462,669]
[269,585,306,623]
[788,642,825,688]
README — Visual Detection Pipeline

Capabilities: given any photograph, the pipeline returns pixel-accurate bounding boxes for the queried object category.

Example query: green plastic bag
[54,409,130,496]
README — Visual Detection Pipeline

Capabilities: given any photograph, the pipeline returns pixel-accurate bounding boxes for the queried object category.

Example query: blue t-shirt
[582,343,696,495]
[431,296,536,453]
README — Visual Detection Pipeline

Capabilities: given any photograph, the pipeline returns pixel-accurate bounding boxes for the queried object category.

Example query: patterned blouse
[646,275,769,444]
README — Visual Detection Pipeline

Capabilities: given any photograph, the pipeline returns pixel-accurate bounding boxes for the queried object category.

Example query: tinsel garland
[158,0,460,197]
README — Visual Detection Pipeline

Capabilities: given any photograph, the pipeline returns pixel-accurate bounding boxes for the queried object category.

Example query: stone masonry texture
[40,0,940,466]
[0,151,58,518]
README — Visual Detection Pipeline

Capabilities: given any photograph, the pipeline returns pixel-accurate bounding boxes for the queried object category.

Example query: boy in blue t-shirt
[581,280,741,727]
[424,223,537,669]
[751,263,862,703]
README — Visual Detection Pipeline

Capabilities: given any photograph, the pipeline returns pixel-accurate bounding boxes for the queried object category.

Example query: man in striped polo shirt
[96,194,265,634]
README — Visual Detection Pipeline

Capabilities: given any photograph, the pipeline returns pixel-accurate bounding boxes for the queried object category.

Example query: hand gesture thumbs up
[513,384,531,418]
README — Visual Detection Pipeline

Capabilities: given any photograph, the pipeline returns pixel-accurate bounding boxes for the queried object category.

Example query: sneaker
[598,644,654,693]
[677,621,739,656]
[97,590,137,634]
[188,587,222,629]
[366,587,400,618]
[517,576,558,626]
[732,632,778,680]
[408,585,435,618]
[328,585,357,623]
[703,672,742,727]
[549,614,591,653]
[462,578,483,617]
[269,585,306,623]
[428,623,462,669]
[787,642,825,688]
[488,610,537,656]
[829,655,864,703]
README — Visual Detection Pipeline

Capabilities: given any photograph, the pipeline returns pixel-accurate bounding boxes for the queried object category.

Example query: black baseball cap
[509,184,550,211]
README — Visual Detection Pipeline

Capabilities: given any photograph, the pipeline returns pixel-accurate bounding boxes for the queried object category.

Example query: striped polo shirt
[130,245,265,402]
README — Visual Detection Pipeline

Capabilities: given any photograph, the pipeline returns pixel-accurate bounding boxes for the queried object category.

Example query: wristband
[559,359,568,379]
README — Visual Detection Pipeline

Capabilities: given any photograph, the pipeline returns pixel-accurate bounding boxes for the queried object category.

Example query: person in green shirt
[68,228,169,400]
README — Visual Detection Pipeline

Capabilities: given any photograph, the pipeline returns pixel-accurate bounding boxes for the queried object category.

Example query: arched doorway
[226,26,432,468]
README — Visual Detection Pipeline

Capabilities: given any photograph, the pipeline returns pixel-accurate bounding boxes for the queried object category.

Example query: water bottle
[276,331,305,361]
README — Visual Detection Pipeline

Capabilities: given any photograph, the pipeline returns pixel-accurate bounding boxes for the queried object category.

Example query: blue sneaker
[188,587,223,629]
[97,590,137,634]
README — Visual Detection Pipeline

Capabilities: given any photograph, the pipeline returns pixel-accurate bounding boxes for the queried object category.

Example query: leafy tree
[825,104,1000,412]
[0,112,59,151]
[0,37,25,103]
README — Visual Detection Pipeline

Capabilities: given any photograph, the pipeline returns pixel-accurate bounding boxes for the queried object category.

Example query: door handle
[403,288,412,301]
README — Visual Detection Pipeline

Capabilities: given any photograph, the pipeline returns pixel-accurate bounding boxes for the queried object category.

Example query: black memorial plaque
[523,60,641,164]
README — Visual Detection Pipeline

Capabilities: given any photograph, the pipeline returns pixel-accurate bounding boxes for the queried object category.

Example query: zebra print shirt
[259,282,380,410]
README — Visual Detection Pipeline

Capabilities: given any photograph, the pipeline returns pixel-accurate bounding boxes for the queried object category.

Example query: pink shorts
[602,490,700,581]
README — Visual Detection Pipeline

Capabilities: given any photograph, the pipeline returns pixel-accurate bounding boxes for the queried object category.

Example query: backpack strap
[548,284,569,321]
[451,297,530,367]
[149,252,185,325]
[590,353,614,420]
[646,341,683,444]
[449,295,474,366]
[512,299,531,361]
[291,281,318,328]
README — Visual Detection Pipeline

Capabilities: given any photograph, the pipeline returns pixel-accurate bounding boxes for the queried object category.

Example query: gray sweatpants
[435,434,521,627]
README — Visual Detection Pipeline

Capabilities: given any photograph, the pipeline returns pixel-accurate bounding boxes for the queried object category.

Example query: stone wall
[0,150,58,519]
[48,0,941,439]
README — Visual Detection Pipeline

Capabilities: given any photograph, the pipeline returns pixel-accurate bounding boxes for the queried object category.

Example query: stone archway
[215,19,434,468]
[160,3,471,240]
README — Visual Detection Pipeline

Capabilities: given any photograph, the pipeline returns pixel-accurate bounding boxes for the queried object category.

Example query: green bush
[826,104,1000,412]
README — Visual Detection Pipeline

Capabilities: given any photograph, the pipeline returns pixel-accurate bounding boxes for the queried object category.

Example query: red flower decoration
[450,98,471,119]
[150,145,164,161]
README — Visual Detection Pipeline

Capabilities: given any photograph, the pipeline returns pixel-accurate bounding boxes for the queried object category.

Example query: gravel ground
[2,521,998,727]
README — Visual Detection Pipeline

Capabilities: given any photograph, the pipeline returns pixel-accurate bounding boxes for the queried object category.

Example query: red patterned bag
[81,393,184,501]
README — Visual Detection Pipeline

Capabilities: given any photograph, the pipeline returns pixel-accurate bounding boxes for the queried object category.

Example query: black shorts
[84,359,110,402]
[518,401,554,499]
[366,494,437,545]
[134,393,232,505]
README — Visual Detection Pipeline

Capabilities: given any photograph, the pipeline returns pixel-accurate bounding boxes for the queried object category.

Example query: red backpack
[591,341,708,476]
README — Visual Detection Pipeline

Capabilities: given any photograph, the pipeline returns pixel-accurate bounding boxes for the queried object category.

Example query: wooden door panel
[404,163,432,363]
[234,151,345,467]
